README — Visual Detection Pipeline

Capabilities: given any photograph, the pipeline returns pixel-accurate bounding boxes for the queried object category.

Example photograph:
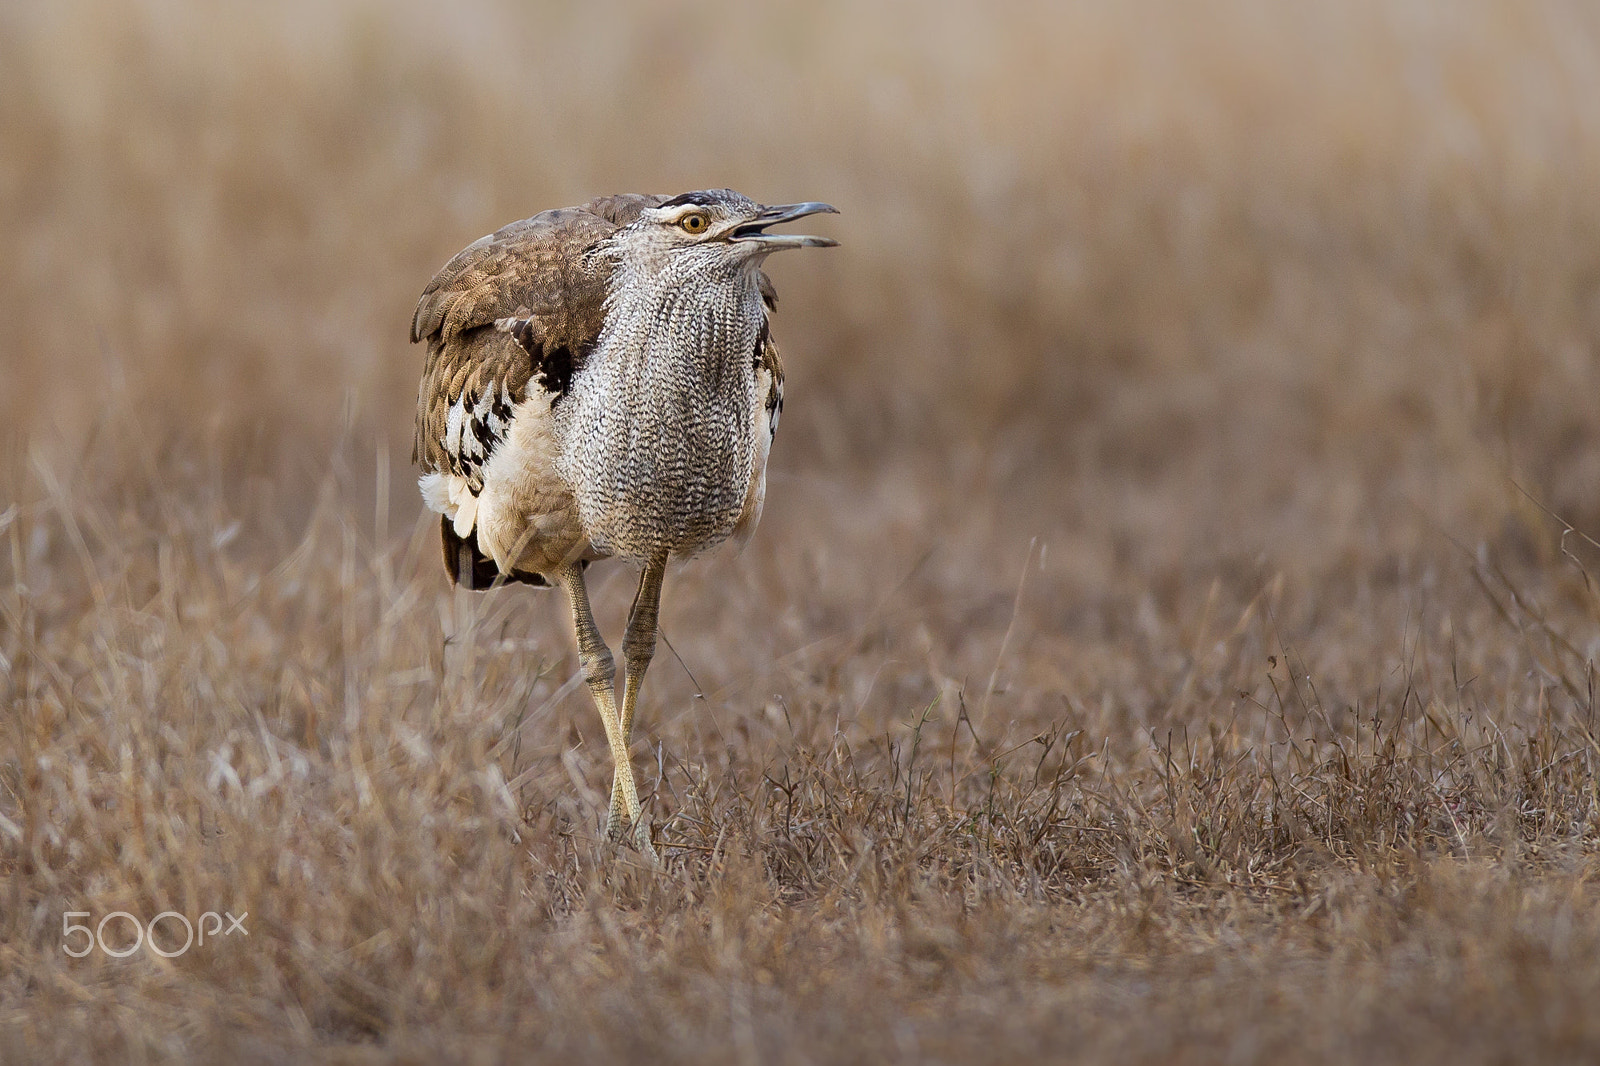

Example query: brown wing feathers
[411,196,670,478]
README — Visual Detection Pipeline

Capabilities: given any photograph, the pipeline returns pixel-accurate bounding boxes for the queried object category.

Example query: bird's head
[602,189,839,275]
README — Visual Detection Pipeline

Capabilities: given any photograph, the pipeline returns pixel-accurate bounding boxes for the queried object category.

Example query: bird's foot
[632,817,658,861]
[605,806,660,862]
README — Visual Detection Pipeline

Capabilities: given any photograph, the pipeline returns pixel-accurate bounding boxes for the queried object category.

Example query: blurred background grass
[7,0,1600,567]
[6,2,1600,1061]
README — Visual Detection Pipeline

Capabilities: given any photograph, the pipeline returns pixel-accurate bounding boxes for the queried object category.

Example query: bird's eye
[679,213,709,234]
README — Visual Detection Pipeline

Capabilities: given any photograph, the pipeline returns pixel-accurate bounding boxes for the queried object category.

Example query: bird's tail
[439,517,549,589]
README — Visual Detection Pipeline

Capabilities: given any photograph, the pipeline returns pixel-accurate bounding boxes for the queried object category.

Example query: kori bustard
[411,190,837,854]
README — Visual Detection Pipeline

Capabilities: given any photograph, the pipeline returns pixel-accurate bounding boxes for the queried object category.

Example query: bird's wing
[411,193,667,487]
[732,314,785,546]
[756,316,784,439]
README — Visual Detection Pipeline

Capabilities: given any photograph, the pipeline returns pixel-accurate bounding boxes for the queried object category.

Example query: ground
[5,2,1600,1062]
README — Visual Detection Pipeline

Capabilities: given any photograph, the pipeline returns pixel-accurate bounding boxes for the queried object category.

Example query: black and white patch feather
[440,376,517,493]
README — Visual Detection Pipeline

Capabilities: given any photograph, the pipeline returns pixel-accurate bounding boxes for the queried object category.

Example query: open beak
[726,202,840,250]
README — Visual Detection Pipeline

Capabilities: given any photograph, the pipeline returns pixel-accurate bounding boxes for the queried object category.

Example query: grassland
[6,1,1600,1061]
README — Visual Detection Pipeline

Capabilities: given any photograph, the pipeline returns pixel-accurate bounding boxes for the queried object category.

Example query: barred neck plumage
[595,245,766,390]
[554,245,766,562]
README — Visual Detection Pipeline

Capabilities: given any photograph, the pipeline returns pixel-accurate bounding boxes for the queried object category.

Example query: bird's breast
[557,341,759,562]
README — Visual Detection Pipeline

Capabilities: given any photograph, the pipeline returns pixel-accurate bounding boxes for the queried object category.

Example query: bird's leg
[607,555,667,850]
[558,562,652,857]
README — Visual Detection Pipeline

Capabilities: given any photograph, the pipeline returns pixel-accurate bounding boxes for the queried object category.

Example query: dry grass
[6,1,1600,1061]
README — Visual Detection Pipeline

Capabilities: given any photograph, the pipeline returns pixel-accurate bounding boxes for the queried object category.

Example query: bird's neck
[557,253,766,560]
[595,253,765,379]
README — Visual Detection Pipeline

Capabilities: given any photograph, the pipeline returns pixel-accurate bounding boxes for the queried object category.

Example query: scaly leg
[606,555,667,850]
[558,562,653,858]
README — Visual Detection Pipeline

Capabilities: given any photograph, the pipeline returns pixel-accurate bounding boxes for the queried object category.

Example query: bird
[410,189,837,854]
